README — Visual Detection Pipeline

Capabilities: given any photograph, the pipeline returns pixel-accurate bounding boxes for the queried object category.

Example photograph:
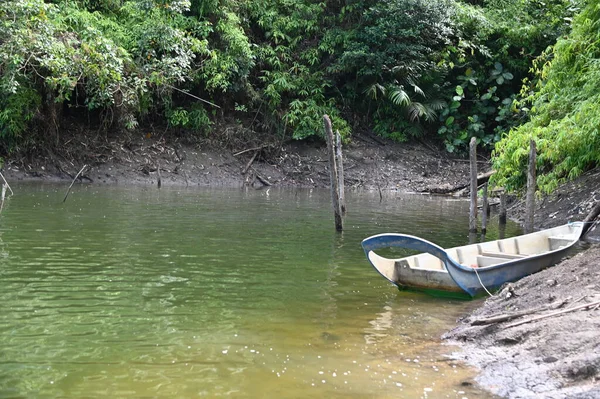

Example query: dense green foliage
[0,0,587,185]
[492,0,600,193]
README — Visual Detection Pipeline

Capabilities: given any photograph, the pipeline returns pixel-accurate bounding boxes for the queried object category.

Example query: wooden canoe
[361,223,584,297]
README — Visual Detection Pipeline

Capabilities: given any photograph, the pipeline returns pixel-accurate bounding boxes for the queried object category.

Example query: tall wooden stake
[525,140,536,233]
[157,161,162,188]
[499,191,507,225]
[324,115,343,231]
[481,182,489,234]
[335,131,346,215]
[469,137,478,233]
[0,184,6,214]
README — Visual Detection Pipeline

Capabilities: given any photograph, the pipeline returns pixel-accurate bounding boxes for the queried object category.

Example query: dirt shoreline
[3,132,599,398]
[443,169,600,399]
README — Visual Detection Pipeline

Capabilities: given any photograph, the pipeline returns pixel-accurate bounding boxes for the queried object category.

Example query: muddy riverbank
[1,128,474,192]
[443,168,600,399]
[2,129,599,398]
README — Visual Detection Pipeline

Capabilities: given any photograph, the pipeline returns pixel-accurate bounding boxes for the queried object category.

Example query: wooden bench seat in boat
[548,236,572,250]
[479,251,526,259]
[413,253,444,270]
[476,254,519,267]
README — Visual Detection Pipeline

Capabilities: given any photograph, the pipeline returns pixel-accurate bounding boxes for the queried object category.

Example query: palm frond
[407,102,438,122]
[388,87,411,106]
[412,83,426,98]
[364,83,386,100]
[428,99,447,111]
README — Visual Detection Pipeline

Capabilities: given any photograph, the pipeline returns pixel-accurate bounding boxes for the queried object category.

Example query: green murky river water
[0,184,519,398]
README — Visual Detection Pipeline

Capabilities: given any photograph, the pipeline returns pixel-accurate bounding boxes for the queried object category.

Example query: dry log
[427,170,495,195]
[470,298,568,326]
[251,169,272,186]
[234,145,270,157]
[506,299,600,328]
[242,151,258,175]
[582,201,600,237]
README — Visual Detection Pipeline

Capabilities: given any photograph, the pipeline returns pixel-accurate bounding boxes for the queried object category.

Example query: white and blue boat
[361,223,584,297]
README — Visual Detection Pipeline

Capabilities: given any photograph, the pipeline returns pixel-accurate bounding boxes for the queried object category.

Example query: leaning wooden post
[469,137,478,233]
[481,182,489,234]
[499,191,507,225]
[323,115,343,231]
[0,184,6,214]
[63,164,88,203]
[335,130,346,215]
[0,171,14,196]
[525,140,536,233]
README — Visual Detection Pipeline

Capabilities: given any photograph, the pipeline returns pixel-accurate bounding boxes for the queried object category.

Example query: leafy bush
[492,1,600,193]
[430,0,579,155]
[0,0,583,153]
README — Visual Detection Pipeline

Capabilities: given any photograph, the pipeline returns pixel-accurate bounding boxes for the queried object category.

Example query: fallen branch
[165,84,220,108]
[471,307,546,326]
[0,171,14,196]
[63,164,87,203]
[582,201,600,237]
[506,299,600,328]
[251,168,272,186]
[428,170,495,195]
[242,151,258,175]
[471,298,568,326]
[234,145,270,157]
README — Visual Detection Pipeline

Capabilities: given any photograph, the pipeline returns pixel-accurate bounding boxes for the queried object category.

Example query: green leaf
[445,116,455,126]
[455,86,464,96]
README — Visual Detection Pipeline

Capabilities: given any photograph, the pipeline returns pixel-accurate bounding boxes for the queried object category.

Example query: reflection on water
[0,185,517,398]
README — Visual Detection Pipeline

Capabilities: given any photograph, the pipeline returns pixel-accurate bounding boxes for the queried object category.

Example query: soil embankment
[2,130,473,192]
[443,246,600,398]
[3,130,600,398]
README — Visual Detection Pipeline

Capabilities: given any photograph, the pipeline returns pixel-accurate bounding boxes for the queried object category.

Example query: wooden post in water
[499,191,507,225]
[469,137,478,233]
[323,115,343,231]
[525,140,536,233]
[335,131,346,215]
[157,161,162,188]
[481,182,489,234]
[0,183,6,214]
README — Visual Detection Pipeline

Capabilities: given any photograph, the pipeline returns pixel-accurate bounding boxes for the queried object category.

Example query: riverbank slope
[443,169,600,399]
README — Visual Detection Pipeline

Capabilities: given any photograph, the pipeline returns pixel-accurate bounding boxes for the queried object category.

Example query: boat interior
[394,228,577,271]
